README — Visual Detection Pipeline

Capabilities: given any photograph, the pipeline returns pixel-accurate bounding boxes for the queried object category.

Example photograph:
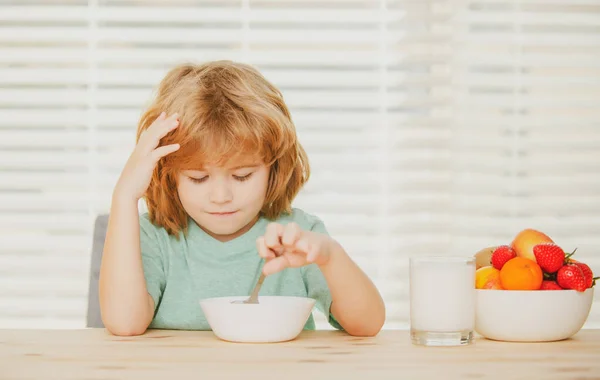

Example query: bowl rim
[475,287,594,294]
[199,295,317,306]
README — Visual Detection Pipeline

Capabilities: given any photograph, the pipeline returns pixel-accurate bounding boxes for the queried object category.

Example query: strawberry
[557,264,587,292]
[572,262,594,289]
[491,245,516,270]
[533,243,565,273]
[566,256,598,288]
[540,280,563,290]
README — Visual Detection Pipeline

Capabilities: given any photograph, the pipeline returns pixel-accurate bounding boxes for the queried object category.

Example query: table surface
[1,328,599,379]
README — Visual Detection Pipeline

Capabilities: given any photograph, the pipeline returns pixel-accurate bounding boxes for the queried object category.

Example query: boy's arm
[259,218,386,337]
[98,197,155,336]
[319,240,386,337]
[99,112,179,336]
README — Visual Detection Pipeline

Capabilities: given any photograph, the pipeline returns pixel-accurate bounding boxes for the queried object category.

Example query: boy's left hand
[256,222,334,275]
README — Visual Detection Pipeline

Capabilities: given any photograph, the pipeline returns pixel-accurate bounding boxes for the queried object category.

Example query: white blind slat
[0,0,598,331]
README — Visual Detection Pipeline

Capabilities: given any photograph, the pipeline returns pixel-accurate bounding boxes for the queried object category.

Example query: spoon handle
[248,273,266,303]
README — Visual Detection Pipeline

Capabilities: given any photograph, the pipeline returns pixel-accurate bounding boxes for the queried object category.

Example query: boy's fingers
[152,143,180,161]
[256,237,276,259]
[262,256,290,276]
[265,223,284,250]
[282,222,302,247]
[306,243,320,263]
[140,113,179,153]
[295,237,311,256]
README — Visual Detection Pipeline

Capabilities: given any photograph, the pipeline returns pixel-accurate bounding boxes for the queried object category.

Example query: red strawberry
[572,262,594,289]
[567,257,598,288]
[491,245,516,270]
[557,264,587,292]
[533,243,565,273]
[540,280,563,290]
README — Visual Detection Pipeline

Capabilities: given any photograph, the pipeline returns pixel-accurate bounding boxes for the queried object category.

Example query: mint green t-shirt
[139,208,342,331]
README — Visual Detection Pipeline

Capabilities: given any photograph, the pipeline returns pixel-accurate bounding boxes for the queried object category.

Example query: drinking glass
[409,256,476,346]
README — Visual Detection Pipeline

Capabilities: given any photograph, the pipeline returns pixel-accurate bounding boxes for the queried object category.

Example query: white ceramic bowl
[475,288,594,342]
[199,296,316,343]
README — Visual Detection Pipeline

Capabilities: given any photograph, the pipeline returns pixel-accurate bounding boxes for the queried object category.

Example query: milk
[409,257,475,333]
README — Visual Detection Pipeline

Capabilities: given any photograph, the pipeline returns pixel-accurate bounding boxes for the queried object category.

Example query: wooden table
[1,329,599,379]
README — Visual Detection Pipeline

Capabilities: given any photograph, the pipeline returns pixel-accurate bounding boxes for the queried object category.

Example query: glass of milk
[409,256,476,346]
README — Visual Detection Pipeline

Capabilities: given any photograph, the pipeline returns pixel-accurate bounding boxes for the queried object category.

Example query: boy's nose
[209,182,233,204]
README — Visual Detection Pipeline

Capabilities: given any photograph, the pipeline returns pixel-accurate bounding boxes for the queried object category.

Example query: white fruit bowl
[199,296,316,343]
[475,288,594,342]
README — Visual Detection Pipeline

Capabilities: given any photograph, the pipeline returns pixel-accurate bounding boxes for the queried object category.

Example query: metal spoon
[232,244,283,304]
[232,272,266,304]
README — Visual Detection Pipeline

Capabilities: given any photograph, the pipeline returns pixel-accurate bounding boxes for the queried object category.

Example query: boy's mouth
[209,211,238,216]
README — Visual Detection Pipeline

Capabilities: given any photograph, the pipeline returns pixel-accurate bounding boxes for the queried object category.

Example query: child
[98,60,385,337]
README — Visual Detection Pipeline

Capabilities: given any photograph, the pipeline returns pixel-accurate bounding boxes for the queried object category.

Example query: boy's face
[177,161,269,242]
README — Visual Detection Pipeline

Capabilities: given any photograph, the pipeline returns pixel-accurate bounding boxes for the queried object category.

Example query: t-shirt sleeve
[301,215,344,330]
[139,216,167,312]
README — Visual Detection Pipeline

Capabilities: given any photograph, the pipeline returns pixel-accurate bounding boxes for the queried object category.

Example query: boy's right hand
[113,112,180,202]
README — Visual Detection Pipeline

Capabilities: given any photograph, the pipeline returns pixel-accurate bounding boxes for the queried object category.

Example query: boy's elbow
[347,305,386,337]
[99,297,154,337]
[349,319,385,337]
[101,310,151,337]
[104,322,148,337]
[344,316,386,337]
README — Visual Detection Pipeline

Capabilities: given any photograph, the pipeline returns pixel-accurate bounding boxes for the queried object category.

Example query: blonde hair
[136,60,310,236]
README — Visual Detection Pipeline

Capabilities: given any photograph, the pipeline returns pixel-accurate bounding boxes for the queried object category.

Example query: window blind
[0,0,598,330]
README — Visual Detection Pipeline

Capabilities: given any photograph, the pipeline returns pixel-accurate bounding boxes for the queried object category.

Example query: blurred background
[0,0,599,330]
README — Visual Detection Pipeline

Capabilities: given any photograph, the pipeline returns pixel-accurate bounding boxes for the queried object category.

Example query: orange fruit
[500,257,543,290]
[476,266,503,289]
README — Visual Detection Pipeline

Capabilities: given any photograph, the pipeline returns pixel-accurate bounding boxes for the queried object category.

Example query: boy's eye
[233,173,253,182]
[189,176,208,184]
